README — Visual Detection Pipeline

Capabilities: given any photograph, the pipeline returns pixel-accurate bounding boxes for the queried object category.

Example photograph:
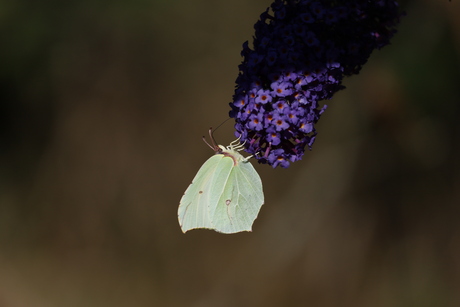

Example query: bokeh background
[1,0,459,306]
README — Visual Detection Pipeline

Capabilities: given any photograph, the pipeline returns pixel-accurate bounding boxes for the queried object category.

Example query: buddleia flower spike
[229,0,403,168]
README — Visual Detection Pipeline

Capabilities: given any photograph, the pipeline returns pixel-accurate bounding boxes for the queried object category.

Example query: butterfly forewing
[178,155,221,232]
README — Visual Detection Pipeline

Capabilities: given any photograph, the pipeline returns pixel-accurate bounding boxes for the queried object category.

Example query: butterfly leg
[232,141,247,152]
[229,136,242,148]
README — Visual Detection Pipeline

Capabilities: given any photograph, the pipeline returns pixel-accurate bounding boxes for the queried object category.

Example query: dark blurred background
[1,0,459,306]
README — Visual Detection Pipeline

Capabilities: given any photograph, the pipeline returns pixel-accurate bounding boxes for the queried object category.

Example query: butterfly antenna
[203,118,232,152]
[212,118,231,134]
[202,127,219,152]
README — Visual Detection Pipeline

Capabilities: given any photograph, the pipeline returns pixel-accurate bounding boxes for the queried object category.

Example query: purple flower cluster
[229,0,402,168]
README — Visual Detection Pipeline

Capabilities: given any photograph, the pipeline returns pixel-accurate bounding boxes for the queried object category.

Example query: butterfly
[178,129,264,234]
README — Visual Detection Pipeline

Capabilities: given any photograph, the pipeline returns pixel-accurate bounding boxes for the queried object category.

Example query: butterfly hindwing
[209,156,264,234]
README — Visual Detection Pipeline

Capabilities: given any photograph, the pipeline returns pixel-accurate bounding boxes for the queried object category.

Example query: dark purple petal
[247,113,264,131]
[272,113,290,132]
[266,127,281,146]
[298,118,313,133]
[255,89,273,104]
[273,100,288,113]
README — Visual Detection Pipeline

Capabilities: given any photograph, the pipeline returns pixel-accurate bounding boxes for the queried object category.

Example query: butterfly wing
[178,155,222,233]
[208,157,264,234]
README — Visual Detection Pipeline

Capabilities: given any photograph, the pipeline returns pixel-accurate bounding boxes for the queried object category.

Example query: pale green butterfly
[178,129,264,234]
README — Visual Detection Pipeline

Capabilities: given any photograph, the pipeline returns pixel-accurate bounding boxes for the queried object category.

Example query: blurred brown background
[1,0,459,306]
